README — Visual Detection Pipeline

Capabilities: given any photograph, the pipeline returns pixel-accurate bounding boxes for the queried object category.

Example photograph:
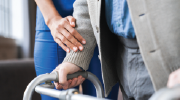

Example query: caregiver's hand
[52,62,85,90]
[47,16,86,53]
[167,68,180,88]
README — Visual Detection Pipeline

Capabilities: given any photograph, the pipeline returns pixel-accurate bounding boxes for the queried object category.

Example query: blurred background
[0,0,35,59]
[0,0,120,100]
[0,0,41,99]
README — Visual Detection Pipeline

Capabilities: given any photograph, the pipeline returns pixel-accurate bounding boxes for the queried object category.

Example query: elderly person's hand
[47,16,86,53]
[52,62,85,90]
[167,68,180,88]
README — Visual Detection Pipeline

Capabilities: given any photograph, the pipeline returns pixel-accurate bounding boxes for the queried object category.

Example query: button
[98,55,101,61]
[117,22,120,27]
[96,26,99,33]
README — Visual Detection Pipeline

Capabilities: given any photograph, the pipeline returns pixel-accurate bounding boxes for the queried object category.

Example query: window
[0,0,32,58]
[0,0,12,38]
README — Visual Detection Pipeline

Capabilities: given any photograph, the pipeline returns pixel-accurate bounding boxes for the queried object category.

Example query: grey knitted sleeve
[63,0,96,70]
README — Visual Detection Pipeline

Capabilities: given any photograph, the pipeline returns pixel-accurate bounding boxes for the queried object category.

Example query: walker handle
[54,71,104,98]
[53,71,88,83]
[23,71,105,100]
[67,71,88,80]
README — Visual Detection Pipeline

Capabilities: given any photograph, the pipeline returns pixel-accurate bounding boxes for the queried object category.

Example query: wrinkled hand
[52,62,85,90]
[167,68,180,88]
[47,16,86,53]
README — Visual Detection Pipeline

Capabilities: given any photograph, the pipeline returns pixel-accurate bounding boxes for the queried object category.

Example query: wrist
[45,15,62,28]
[62,62,81,73]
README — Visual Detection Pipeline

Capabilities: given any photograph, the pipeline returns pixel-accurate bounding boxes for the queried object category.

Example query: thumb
[66,16,76,27]
[58,68,69,90]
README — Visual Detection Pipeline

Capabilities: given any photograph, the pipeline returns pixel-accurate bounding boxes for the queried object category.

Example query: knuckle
[60,66,66,72]
[62,20,66,25]
[56,25,60,30]
[60,19,66,25]
[61,37,66,42]
[66,34,72,39]
[54,38,59,43]
[71,29,76,35]
[67,16,71,19]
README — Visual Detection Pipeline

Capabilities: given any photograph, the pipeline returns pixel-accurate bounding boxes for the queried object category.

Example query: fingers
[54,38,70,53]
[69,76,85,88]
[54,76,85,90]
[65,25,86,45]
[54,18,85,52]
[69,78,78,88]
[54,82,63,90]
[49,16,86,52]
[58,67,69,90]
[62,24,84,51]
[53,63,84,90]
[65,16,86,45]
[66,16,76,27]
[55,32,78,52]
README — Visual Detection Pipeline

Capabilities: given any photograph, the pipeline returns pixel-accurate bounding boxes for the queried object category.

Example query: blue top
[105,0,136,39]
[36,0,75,30]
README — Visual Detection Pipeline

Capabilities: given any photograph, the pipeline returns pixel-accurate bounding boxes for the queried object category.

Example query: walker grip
[67,71,88,80]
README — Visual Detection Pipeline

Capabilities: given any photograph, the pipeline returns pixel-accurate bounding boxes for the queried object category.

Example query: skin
[52,62,85,90]
[34,0,86,53]
[167,68,180,88]
[34,0,180,91]
[34,0,85,89]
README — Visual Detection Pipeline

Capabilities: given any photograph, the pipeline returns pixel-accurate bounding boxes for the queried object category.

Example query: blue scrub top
[36,0,75,30]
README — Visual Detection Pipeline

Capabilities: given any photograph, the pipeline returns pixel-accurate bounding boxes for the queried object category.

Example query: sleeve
[63,0,97,71]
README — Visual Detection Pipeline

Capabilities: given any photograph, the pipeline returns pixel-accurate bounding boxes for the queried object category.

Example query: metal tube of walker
[23,72,58,100]
[23,71,105,100]
[35,86,108,100]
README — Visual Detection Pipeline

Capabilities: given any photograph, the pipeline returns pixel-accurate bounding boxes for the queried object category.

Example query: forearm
[34,0,61,26]
[63,0,96,70]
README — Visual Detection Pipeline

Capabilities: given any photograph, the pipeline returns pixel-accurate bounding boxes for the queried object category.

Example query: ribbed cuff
[63,42,96,71]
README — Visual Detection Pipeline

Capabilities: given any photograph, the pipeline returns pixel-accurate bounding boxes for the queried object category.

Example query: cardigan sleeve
[63,0,97,70]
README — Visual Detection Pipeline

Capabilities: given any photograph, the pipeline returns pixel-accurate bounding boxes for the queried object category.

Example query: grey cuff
[63,42,96,71]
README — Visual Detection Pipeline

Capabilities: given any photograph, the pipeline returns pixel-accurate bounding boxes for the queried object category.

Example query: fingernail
[73,47,77,51]
[66,49,70,53]
[79,46,83,51]
[72,22,75,25]
[82,40,86,44]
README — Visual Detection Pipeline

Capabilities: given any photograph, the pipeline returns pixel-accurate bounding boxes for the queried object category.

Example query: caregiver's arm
[34,0,86,52]
[53,0,97,90]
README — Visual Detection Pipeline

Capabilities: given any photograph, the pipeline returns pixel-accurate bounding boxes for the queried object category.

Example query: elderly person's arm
[167,68,180,88]
[52,0,97,90]
[34,0,86,52]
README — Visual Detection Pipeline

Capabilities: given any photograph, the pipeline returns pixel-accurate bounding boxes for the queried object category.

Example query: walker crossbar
[23,71,106,100]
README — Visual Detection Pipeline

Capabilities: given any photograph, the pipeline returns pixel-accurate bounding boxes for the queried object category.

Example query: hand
[167,68,180,88]
[47,16,86,53]
[52,62,85,90]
